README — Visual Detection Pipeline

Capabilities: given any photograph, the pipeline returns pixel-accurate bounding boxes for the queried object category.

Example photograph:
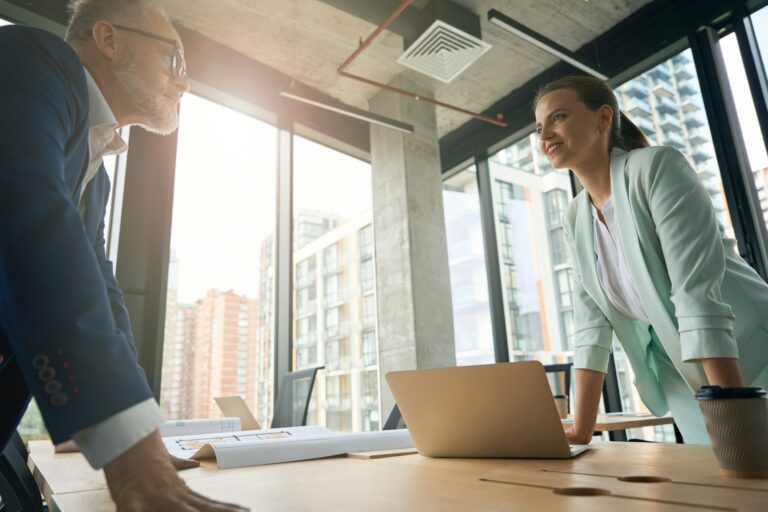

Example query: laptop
[386,360,589,459]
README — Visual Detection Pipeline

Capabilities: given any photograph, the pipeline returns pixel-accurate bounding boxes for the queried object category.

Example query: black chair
[271,366,324,428]
[0,432,46,512]
[383,404,405,430]
[543,362,572,407]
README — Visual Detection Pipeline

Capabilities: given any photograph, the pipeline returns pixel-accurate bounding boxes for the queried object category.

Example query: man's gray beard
[113,51,179,135]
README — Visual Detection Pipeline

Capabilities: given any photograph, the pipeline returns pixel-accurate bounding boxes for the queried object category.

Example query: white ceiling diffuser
[396,19,491,84]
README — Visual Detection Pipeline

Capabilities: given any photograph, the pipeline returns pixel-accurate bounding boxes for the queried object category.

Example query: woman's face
[534,88,611,170]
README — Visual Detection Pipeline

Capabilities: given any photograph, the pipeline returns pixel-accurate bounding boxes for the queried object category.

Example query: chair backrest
[0,433,45,512]
[543,363,573,404]
[383,404,406,430]
[271,366,324,429]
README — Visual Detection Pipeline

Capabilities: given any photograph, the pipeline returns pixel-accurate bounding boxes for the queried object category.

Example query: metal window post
[273,123,294,403]
[689,26,768,281]
[475,156,510,363]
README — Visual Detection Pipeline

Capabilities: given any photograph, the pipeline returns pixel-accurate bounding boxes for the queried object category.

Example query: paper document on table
[160,417,241,438]
[162,427,414,469]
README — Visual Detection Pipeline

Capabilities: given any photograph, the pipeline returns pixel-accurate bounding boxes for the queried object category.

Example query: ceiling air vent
[396,19,491,84]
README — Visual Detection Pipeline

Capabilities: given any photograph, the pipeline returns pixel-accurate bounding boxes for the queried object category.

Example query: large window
[443,167,494,365]
[291,136,379,431]
[159,94,277,427]
[489,140,574,363]
[720,23,768,231]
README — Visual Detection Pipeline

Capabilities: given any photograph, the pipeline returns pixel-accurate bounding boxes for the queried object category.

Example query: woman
[533,76,768,444]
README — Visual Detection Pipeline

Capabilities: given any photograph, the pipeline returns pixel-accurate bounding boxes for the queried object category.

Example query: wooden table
[578,412,675,431]
[28,438,767,511]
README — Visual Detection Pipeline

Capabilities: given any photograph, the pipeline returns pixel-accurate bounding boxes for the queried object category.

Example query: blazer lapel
[609,149,708,392]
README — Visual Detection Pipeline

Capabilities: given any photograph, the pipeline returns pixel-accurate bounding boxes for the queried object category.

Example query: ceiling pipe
[336,0,508,128]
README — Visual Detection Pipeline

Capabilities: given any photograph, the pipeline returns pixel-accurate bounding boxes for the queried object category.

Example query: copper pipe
[338,70,507,127]
[336,0,508,128]
[337,0,414,72]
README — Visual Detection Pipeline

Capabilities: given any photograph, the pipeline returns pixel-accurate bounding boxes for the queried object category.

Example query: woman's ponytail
[613,111,650,151]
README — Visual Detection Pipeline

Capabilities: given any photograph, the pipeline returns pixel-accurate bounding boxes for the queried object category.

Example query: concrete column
[369,73,456,420]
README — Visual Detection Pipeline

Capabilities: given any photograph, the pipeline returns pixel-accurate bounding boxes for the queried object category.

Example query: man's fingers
[170,454,201,471]
[182,489,248,511]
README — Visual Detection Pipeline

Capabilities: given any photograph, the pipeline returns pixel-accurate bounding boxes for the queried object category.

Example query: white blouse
[591,198,652,324]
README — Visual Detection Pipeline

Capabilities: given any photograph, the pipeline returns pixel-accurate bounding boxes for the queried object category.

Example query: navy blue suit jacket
[0,26,153,450]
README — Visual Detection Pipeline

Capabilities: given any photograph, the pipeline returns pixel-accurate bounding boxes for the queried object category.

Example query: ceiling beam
[438,0,768,172]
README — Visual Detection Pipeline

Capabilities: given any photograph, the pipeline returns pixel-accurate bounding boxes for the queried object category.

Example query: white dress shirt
[70,69,164,469]
[591,197,652,324]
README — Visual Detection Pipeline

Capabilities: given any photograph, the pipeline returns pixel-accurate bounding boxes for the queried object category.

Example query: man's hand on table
[103,429,247,511]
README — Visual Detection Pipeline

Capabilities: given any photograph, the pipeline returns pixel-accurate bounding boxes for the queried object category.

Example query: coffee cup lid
[695,385,767,400]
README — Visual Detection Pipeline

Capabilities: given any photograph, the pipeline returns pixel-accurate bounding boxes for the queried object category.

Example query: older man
[0,1,245,510]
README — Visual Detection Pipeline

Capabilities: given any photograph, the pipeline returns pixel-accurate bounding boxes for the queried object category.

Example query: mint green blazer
[562,146,768,416]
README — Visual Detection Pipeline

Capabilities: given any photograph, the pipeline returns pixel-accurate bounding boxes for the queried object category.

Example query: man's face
[113,11,190,135]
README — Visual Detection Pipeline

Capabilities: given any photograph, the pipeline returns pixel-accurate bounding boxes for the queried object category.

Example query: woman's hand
[565,424,593,445]
[566,368,605,445]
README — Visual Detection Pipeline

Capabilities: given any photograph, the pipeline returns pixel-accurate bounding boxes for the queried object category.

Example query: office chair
[383,404,405,430]
[0,432,46,512]
[271,366,324,428]
[543,362,572,406]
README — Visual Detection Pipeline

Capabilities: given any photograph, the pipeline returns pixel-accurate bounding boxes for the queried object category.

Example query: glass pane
[753,6,768,72]
[442,166,495,365]
[292,136,378,432]
[489,135,575,362]
[721,28,768,230]
[160,94,277,427]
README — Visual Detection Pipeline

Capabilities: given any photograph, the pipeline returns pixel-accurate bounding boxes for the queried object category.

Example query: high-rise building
[161,255,261,421]
[160,255,197,420]
[442,171,495,366]
[187,290,260,419]
[293,212,380,432]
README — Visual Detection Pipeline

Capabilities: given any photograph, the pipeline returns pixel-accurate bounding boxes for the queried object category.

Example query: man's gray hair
[65,0,169,43]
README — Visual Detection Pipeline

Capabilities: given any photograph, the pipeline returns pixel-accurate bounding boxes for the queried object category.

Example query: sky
[170,94,372,303]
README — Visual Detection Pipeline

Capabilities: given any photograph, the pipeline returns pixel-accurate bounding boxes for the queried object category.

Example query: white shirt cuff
[71,398,164,469]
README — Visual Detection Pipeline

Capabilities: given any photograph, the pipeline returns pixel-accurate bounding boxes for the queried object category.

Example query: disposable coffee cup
[553,394,568,419]
[696,386,768,478]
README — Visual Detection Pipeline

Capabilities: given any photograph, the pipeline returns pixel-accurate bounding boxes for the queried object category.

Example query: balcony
[648,65,671,81]
[692,149,712,164]
[688,130,709,147]
[675,66,693,81]
[624,81,647,99]
[680,98,700,113]
[659,114,682,133]
[665,136,686,152]
[677,82,697,98]
[651,81,674,98]
[655,96,678,115]
[324,321,350,341]
[685,116,705,130]
[624,97,652,119]
[323,288,348,308]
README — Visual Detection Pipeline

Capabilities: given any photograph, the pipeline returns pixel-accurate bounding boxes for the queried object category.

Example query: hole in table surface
[618,476,671,483]
[553,487,611,497]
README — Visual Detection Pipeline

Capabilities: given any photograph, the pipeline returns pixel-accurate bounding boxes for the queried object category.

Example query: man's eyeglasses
[112,24,187,78]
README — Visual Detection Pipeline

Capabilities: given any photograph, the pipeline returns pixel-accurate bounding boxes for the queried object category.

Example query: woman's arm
[701,358,743,388]
[565,368,605,444]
